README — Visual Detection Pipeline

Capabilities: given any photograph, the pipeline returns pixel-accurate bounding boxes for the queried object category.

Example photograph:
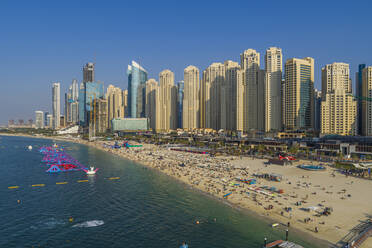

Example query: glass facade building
[127,61,148,118]
[78,83,86,125]
[78,81,104,126]
[357,64,366,134]
[44,112,49,127]
[299,64,312,129]
[177,80,184,128]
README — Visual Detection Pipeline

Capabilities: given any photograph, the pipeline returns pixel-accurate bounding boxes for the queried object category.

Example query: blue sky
[1,0,372,125]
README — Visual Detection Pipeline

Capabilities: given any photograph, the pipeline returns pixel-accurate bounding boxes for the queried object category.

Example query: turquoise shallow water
[0,136,323,247]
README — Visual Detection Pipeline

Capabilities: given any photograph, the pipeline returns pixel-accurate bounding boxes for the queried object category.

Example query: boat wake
[30,217,66,230]
[72,220,104,228]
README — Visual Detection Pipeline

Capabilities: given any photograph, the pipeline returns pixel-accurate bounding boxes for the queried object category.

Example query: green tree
[288,145,299,154]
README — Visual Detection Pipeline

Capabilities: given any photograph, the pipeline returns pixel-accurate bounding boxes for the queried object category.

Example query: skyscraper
[321,63,356,135]
[123,90,128,117]
[362,66,372,136]
[202,62,225,130]
[183,66,200,130]
[356,64,366,135]
[64,91,71,125]
[85,81,104,127]
[65,79,80,125]
[284,57,314,130]
[157,69,177,131]
[83,63,95,83]
[46,114,53,128]
[93,98,108,134]
[127,61,148,118]
[78,82,86,125]
[145,79,158,131]
[223,60,241,131]
[52,82,61,129]
[240,49,262,131]
[106,85,125,129]
[71,79,79,101]
[35,111,44,129]
[265,47,283,132]
[44,112,49,127]
[236,68,245,132]
[313,89,322,132]
[177,81,184,129]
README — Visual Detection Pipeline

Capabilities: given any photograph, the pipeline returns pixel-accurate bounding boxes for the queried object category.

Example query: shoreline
[2,133,369,247]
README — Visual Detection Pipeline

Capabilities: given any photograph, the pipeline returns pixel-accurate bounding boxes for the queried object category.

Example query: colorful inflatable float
[39,144,88,173]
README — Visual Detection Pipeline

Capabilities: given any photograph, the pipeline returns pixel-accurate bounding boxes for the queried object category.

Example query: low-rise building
[111,118,149,132]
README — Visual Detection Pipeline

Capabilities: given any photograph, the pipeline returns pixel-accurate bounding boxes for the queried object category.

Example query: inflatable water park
[39,144,98,174]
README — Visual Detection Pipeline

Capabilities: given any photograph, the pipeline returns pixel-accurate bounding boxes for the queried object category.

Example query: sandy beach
[2,133,372,247]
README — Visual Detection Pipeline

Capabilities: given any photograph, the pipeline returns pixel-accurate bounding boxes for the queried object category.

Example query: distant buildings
[183,66,200,130]
[31,50,372,138]
[52,82,61,129]
[106,85,125,129]
[44,112,49,127]
[83,63,95,83]
[357,64,366,134]
[145,79,158,131]
[321,63,356,135]
[127,61,148,118]
[202,62,225,130]
[35,111,44,129]
[283,57,314,131]
[123,90,128,117]
[240,49,263,131]
[7,119,34,128]
[362,66,372,135]
[265,47,283,132]
[67,79,79,124]
[84,81,104,127]
[78,82,86,125]
[313,89,322,132]
[224,60,241,131]
[177,80,184,129]
[94,98,108,134]
[157,69,177,131]
[46,114,53,128]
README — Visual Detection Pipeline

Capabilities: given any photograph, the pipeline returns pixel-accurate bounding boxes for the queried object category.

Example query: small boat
[271,223,279,228]
[28,145,32,150]
[83,166,98,175]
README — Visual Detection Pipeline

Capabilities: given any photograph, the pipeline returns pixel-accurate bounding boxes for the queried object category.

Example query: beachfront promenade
[337,220,372,248]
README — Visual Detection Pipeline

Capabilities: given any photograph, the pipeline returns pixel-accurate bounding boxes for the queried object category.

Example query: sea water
[0,136,324,247]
